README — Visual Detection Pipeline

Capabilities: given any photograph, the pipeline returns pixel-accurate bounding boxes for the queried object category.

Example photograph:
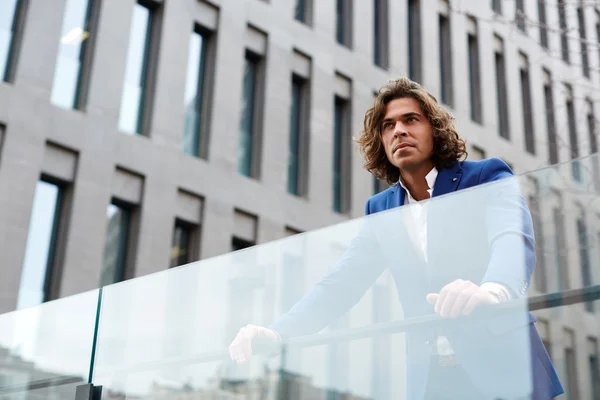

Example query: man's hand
[228,324,281,364]
[426,279,500,318]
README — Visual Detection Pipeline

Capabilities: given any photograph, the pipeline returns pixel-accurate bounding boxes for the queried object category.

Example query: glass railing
[1,155,599,399]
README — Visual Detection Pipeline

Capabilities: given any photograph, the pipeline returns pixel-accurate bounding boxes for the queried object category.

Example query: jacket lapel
[431,162,463,198]
[386,183,404,209]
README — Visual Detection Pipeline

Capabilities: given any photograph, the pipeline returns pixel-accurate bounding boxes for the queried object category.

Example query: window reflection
[17,181,63,310]
[183,29,207,157]
[0,0,22,81]
[100,203,131,286]
[51,0,94,110]
[118,3,152,134]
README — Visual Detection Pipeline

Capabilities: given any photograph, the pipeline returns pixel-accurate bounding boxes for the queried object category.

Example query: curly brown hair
[355,77,467,185]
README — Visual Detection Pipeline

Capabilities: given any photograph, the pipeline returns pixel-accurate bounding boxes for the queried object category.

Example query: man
[229,78,563,399]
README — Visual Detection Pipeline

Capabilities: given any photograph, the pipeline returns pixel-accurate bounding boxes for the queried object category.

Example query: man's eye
[407,117,418,123]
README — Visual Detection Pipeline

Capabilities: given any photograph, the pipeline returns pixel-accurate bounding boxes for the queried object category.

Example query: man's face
[380,97,434,172]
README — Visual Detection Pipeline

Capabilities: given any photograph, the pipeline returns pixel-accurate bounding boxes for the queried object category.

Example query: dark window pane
[529,194,547,292]
[183,29,208,157]
[51,0,95,110]
[558,0,569,63]
[567,96,580,180]
[544,81,558,164]
[468,33,482,123]
[336,0,351,47]
[0,0,22,81]
[101,203,131,286]
[295,0,306,22]
[373,0,388,68]
[333,97,348,213]
[538,0,548,48]
[495,46,509,139]
[288,78,303,195]
[554,208,569,291]
[170,220,193,268]
[17,181,63,309]
[238,54,259,177]
[516,0,526,32]
[521,66,535,154]
[577,218,593,312]
[565,347,580,400]
[119,3,153,134]
[408,0,422,82]
[578,7,590,77]
[439,14,453,106]
[492,0,502,14]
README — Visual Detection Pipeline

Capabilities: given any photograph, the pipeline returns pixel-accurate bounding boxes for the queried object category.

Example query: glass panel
[17,181,62,310]
[118,3,151,134]
[88,157,600,400]
[183,30,206,157]
[100,204,131,286]
[0,0,20,81]
[238,56,258,177]
[50,0,93,110]
[0,290,99,399]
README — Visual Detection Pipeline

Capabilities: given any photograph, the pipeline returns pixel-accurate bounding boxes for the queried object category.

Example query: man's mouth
[393,143,412,153]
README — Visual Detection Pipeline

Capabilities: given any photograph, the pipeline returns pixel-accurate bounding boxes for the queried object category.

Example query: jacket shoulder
[365,185,396,215]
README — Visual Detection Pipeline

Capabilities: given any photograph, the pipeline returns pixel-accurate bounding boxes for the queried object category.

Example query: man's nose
[393,122,408,137]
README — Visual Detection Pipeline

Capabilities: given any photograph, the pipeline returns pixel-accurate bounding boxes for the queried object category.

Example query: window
[578,6,590,78]
[295,0,312,25]
[538,0,548,48]
[17,180,66,309]
[515,0,526,32]
[101,201,134,286]
[467,18,482,123]
[118,1,160,135]
[491,0,502,14]
[238,51,264,179]
[553,207,569,291]
[439,10,453,107]
[0,0,25,82]
[566,86,580,181]
[520,53,535,154]
[51,0,98,110]
[494,36,509,139]
[589,338,600,400]
[232,236,254,251]
[597,12,600,82]
[587,100,599,191]
[373,0,389,68]
[333,96,351,214]
[183,26,212,158]
[558,0,569,63]
[577,216,593,312]
[288,75,309,196]
[543,71,558,164]
[471,145,486,160]
[564,330,580,400]
[336,0,353,48]
[170,219,198,268]
[408,0,422,82]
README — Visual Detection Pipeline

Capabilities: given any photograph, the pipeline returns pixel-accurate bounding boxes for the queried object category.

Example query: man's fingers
[426,293,439,305]
[463,293,486,315]
[449,287,477,318]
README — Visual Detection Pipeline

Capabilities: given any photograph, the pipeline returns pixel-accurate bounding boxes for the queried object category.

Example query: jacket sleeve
[478,158,536,298]
[269,210,386,339]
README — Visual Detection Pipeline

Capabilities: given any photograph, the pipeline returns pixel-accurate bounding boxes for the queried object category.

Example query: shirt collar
[398,167,439,197]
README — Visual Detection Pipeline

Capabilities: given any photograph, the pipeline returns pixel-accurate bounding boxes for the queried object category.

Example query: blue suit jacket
[271,158,563,399]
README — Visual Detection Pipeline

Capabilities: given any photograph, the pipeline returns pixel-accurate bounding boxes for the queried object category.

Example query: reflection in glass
[183,29,207,157]
[170,219,192,268]
[100,203,131,286]
[50,0,94,110]
[118,3,152,134]
[238,54,258,177]
[17,181,63,310]
[0,0,21,81]
[333,97,347,213]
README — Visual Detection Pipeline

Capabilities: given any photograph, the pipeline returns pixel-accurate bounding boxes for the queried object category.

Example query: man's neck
[400,162,435,201]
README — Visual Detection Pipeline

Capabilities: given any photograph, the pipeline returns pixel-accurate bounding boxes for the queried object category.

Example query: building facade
[0,0,599,398]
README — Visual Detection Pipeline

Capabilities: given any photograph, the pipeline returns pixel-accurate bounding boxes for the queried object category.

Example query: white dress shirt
[398,167,510,356]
